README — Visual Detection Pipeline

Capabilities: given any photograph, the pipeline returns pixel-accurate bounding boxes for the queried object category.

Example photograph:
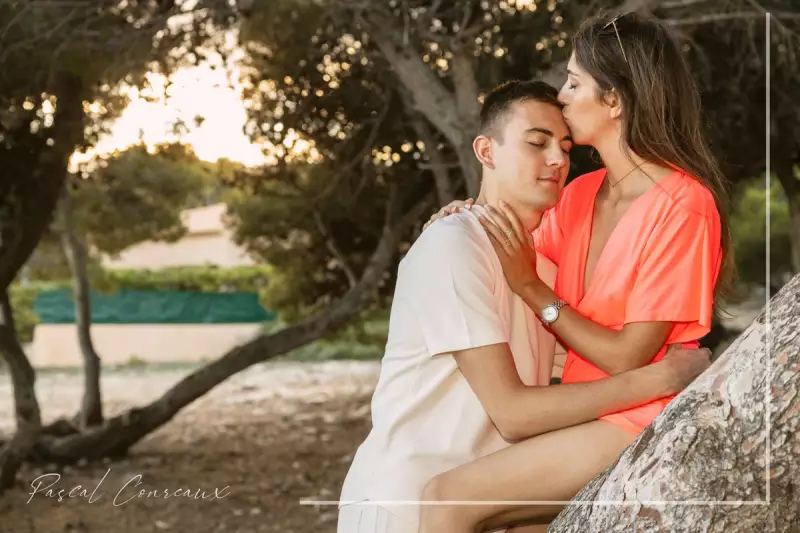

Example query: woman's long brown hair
[573,12,736,309]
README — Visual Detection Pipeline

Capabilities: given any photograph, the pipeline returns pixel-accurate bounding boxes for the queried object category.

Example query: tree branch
[57,186,104,429]
[660,0,713,8]
[449,47,481,129]
[313,212,358,289]
[618,0,664,13]
[0,292,42,489]
[357,8,467,152]
[405,98,457,204]
[665,11,800,26]
[456,0,477,41]
[356,6,481,196]
[536,0,664,89]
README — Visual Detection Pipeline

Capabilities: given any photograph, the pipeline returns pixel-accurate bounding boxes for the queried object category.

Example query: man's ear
[473,135,494,169]
[604,89,622,119]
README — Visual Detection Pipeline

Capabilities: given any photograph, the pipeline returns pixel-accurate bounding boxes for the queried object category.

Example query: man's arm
[454,341,708,442]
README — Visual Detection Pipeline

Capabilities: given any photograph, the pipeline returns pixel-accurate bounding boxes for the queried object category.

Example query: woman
[418,12,733,532]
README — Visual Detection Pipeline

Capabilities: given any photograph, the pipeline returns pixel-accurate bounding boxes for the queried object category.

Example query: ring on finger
[504,228,513,241]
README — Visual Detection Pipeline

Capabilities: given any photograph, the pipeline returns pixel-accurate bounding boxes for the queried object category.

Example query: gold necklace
[608,163,643,188]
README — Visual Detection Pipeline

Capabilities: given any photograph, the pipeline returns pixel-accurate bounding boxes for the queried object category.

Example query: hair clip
[603,15,629,64]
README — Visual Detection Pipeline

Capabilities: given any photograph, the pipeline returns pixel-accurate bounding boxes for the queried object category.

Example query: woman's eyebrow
[566,69,579,77]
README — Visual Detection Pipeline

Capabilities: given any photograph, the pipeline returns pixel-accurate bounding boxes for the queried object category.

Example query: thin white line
[764,11,772,506]
[301,500,769,507]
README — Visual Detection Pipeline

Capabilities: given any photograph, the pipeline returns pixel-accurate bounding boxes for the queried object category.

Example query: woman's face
[557,53,619,146]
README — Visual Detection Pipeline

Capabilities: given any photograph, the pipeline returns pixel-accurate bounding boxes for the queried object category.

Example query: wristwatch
[541,299,568,325]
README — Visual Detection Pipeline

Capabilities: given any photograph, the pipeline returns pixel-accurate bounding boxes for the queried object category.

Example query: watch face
[542,306,557,323]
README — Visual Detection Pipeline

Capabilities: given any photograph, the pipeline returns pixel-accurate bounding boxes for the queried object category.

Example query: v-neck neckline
[576,168,680,306]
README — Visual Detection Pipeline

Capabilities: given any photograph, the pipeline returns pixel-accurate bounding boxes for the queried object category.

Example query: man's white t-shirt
[338,206,558,529]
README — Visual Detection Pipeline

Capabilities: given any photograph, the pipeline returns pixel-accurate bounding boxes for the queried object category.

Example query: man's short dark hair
[479,80,561,139]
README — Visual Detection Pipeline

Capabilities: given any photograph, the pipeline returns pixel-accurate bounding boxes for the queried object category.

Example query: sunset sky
[71,48,267,169]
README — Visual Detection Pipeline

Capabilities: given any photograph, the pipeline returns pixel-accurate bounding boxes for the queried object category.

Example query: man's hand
[657,344,713,395]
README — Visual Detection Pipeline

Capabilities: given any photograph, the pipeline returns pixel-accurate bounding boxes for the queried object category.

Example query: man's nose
[547,147,567,169]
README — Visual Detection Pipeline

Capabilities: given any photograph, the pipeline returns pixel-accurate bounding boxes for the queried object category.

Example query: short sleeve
[533,205,564,266]
[399,215,508,357]
[625,206,722,340]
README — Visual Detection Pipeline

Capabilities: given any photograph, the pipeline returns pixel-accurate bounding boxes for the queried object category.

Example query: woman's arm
[478,201,670,375]
[425,201,673,374]
[517,279,671,374]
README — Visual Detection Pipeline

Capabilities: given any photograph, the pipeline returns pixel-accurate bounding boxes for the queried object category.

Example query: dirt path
[0,360,380,533]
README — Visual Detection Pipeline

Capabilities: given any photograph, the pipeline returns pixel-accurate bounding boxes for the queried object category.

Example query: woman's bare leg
[419,420,636,533]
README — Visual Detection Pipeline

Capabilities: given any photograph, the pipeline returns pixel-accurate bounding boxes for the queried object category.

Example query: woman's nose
[557,86,569,105]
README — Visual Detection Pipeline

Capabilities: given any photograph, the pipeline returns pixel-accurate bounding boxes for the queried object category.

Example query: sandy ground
[0,360,381,533]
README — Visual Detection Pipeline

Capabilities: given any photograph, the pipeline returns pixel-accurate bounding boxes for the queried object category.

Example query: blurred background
[0,0,798,532]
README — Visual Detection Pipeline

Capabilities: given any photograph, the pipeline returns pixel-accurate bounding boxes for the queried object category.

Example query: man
[336,80,710,533]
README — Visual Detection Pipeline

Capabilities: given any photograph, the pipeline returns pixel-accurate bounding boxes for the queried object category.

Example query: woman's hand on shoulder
[422,198,474,232]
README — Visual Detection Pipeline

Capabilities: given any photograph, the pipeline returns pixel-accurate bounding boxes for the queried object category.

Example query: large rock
[548,274,800,533]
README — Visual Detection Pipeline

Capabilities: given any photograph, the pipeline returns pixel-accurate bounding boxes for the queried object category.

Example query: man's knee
[421,475,457,530]
[421,473,447,503]
[419,474,477,533]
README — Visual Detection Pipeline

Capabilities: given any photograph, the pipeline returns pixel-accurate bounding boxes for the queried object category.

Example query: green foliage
[21,143,226,285]
[9,283,59,344]
[123,355,149,367]
[276,311,390,361]
[687,8,799,183]
[93,265,272,293]
[19,233,74,282]
[224,162,418,323]
[731,176,794,285]
[71,143,220,256]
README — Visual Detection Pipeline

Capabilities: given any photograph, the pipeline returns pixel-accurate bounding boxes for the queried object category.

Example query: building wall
[100,203,255,269]
[30,324,264,368]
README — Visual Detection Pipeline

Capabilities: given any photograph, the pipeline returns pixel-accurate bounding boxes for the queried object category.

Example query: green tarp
[34,289,275,324]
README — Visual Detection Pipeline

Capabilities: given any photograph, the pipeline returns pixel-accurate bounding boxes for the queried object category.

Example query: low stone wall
[29,323,264,368]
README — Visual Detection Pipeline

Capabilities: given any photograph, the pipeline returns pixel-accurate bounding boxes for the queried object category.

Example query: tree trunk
[361,9,481,197]
[9,195,433,464]
[0,292,42,490]
[449,48,482,197]
[0,73,85,290]
[0,71,85,489]
[58,188,104,428]
[548,273,800,532]
[409,112,457,205]
[775,159,800,273]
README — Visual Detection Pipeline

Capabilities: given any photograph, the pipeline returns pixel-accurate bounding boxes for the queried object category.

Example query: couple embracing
[338,12,731,533]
